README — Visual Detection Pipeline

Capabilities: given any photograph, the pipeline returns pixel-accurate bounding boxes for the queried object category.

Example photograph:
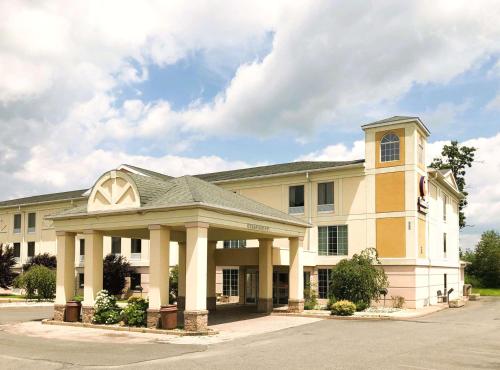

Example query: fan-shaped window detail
[87,171,140,212]
[380,133,400,162]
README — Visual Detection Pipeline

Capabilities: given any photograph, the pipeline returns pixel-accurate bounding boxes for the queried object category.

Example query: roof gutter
[0,196,88,210]
[206,162,365,184]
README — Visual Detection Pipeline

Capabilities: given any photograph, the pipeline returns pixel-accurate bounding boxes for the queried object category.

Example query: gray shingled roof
[195,160,364,182]
[54,174,309,226]
[121,164,174,181]
[0,189,88,208]
[362,115,431,135]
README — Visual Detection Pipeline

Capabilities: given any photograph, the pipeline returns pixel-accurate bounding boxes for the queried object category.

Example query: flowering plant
[92,290,121,324]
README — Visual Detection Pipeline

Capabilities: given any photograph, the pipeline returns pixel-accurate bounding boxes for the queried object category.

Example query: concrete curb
[272,305,449,321]
[41,319,218,336]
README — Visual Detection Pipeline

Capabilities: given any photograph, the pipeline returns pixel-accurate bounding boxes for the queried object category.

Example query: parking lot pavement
[0,298,499,369]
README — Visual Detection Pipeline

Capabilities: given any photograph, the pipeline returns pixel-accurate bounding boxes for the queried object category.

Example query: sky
[1,0,500,250]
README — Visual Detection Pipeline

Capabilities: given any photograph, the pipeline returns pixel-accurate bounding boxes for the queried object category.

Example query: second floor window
[223,240,246,248]
[79,239,85,262]
[131,239,142,260]
[318,225,348,256]
[318,182,334,212]
[380,133,400,162]
[27,213,36,233]
[28,241,35,257]
[289,185,304,214]
[13,214,21,234]
[111,237,121,255]
[443,194,448,222]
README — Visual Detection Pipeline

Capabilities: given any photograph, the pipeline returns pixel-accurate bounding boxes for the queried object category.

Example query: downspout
[306,172,312,251]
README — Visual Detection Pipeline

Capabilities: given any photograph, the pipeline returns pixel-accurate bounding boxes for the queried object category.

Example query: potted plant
[65,295,83,322]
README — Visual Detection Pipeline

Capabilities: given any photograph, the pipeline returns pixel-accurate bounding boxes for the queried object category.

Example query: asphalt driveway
[0,298,499,369]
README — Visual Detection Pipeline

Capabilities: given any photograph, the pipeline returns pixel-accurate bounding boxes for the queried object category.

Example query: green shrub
[15,265,56,301]
[92,290,121,324]
[331,300,356,316]
[355,301,369,312]
[72,295,84,303]
[0,244,16,289]
[326,295,337,310]
[304,281,318,310]
[330,248,388,306]
[391,296,405,309]
[169,265,178,303]
[121,297,148,327]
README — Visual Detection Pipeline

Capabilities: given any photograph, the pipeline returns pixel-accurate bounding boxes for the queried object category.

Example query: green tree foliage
[169,265,179,303]
[22,253,57,272]
[304,281,318,310]
[103,254,131,296]
[465,230,500,288]
[330,248,388,305]
[430,141,476,228]
[15,265,56,300]
[0,244,16,289]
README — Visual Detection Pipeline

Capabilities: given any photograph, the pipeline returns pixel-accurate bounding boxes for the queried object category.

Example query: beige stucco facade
[0,116,464,317]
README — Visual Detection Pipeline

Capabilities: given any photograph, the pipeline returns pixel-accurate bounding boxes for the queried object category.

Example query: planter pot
[65,301,82,322]
[160,305,178,329]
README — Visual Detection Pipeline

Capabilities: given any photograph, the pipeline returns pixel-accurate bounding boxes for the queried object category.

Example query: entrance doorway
[245,269,258,304]
[273,271,289,305]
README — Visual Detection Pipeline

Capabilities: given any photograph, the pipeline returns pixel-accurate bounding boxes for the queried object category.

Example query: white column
[55,231,76,305]
[148,225,170,310]
[83,230,103,307]
[178,241,186,310]
[258,238,273,313]
[207,240,217,311]
[184,222,209,331]
[288,237,304,312]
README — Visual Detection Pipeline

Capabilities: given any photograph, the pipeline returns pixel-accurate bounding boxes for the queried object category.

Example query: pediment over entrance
[87,170,140,212]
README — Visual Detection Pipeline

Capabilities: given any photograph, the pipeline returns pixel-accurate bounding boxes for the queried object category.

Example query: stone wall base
[184,310,208,331]
[288,299,305,313]
[53,304,66,321]
[257,298,273,313]
[207,297,216,311]
[82,306,95,324]
[147,309,161,329]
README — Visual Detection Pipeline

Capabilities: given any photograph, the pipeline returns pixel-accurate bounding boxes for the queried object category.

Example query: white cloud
[296,140,365,161]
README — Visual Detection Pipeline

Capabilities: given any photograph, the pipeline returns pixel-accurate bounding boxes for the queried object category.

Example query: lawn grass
[472,288,500,296]
[0,294,26,299]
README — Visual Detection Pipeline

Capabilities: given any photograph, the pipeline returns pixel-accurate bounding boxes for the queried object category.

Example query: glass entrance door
[273,271,289,305]
[245,270,258,304]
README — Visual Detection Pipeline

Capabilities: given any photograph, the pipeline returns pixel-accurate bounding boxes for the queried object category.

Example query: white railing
[317,204,334,213]
[289,206,304,214]
[130,253,141,261]
[79,255,84,263]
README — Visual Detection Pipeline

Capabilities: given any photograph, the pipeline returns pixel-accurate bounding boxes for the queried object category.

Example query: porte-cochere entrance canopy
[50,169,309,331]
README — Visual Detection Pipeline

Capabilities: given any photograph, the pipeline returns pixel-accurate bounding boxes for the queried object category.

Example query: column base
[257,298,273,313]
[288,299,304,313]
[82,306,95,324]
[53,304,66,321]
[184,310,208,331]
[207,297,216,311]
[147,309,161,329]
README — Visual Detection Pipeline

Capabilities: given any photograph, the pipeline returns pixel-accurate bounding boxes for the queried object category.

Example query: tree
[430,141,476,228]
[103,254,131,296]
[0,244,16,289]
[329,248,388,305]
[23,253,57,272]
[169,265,179,303]
[15,265,56,300]
[465,230,500,288]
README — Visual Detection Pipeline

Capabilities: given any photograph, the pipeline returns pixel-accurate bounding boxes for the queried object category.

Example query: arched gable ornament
[87,170,140,212]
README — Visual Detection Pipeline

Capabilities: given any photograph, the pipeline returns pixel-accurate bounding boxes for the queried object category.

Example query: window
[79,239,85,262]
[111,237,121,255]
[13,242,21,259]
[318,269,332,299]
[223,240,246,248]
[131,239,142,260]
[318,182,334,212]
[443,194,448,221]
[418,135,425,165]
[318,225,348,256]
[79,273,84,288]
[27,241,35,257]
[289,185,305,214]
[130,272,142,290]
[303,271,311,290]
[222,269,239,296]
[27,213,36,233]
[13,214,21,234]
[443,233,447,256]
[380,133,400,162]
